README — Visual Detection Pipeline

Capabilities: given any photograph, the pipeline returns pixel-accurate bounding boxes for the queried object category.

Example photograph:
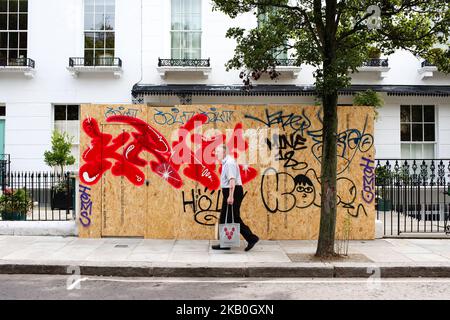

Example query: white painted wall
[0,0,448,171]
[0,0,142,170]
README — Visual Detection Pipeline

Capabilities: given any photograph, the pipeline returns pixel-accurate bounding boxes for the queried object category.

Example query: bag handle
[225,203,234,224]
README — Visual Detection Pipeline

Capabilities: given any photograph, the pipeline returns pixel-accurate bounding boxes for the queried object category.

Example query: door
[100,123,147,237]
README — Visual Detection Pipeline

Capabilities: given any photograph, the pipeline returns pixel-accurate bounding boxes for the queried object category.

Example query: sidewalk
[1,236,450,278]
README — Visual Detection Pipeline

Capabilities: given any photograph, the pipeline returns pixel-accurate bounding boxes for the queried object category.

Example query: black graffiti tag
[308,114,374,175]
[245,109,311,134]
[182,188,248,226]
[267,132,308,170]
[260,168,317,213]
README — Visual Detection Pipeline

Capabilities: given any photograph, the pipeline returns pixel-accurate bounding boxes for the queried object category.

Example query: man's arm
[227,178,235,205]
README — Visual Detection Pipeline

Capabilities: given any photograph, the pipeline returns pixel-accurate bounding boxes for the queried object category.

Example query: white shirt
[220,155,242,188]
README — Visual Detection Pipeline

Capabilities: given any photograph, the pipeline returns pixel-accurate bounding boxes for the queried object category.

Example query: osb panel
[78,104,101,238]
[101,122,147,237]
[78,104,375,240]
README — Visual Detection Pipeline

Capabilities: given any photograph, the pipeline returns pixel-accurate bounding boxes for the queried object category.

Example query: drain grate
[114,244,129,248]
[287,253,373,263]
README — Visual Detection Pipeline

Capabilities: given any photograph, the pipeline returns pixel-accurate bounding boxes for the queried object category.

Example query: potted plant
[44,130,76,210]
[367,46,381,59]
[353,89,384,119]
[0,188,33,221]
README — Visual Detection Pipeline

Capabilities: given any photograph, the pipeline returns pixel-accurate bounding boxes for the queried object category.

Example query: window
[257,4,288,61]
[84,0,115,66]
[0,0,28,64]
[400,105,436,159]
[54,105,80,170]
[171,0,201,59]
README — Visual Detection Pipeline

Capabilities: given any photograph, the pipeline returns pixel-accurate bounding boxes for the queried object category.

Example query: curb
[0,221,77,237]
[1,263,450,278]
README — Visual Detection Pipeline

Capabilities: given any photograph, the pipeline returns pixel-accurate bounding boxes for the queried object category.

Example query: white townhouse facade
[0,0,449,172]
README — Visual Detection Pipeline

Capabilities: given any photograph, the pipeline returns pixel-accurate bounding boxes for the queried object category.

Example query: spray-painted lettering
[79,184,93,227]
[360,157,375,204]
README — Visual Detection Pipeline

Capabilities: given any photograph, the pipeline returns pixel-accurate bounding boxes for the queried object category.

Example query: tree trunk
[315,0,339,258]
[316,90,338,257]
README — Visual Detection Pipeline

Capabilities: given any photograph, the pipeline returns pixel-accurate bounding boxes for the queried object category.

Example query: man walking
[212,144,259,251]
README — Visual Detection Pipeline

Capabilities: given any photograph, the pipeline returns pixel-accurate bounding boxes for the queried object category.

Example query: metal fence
[69,57,122,67]
[362,58,389,67]
[0,172,76,221]
[0,57,35,68]
[375,159,450,236]
[158,58,211,67]
[0,154,10,188]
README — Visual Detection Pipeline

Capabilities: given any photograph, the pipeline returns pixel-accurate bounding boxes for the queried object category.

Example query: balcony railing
[421,60,435,68]
[0,57,35,68]
[361,58,389,67]
[69,57,122,67]
[158,58,210,67]
[274,59,298,67]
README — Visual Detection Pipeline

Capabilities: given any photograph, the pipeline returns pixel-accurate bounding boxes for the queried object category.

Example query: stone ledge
[1,262,448,278]
[0,221,77,236]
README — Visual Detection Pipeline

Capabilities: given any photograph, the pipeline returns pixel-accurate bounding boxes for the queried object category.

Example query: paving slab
[0,236,449,278]
[402,253,450,262]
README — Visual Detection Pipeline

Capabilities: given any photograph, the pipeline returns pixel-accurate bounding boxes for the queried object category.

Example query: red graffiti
[79,114,258,190]
[80,117,146,186]
[171,114,221,190]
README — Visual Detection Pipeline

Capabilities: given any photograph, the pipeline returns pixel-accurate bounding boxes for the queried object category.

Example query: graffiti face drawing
[294,174,316,208]
[336,177,357,209]
[308,114,374,175]
[261,168,318,213]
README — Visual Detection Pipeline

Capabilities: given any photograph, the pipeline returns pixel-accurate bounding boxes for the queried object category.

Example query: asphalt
[1,236,450,278]
[3,275,450,300]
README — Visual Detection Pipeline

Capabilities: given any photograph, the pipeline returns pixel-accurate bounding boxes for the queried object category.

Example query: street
[1,275,450,300]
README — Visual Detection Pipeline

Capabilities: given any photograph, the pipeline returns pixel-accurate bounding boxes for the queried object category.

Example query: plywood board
[78,104,375,240]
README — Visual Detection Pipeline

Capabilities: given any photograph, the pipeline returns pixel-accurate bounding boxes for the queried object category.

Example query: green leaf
[44,130,76,174]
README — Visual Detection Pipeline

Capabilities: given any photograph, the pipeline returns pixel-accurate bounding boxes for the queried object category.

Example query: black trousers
[220,185,258,243]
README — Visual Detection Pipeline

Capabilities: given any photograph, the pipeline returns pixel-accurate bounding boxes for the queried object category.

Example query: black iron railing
[158,58,210,67]
[421,60,435,68]
[0,171,76,221]
[274,59,298,67]
[69,57,122,67]
[362,58,389,67]
[0,58,35,68]
[0,155,10,191]
[376,159,450,236]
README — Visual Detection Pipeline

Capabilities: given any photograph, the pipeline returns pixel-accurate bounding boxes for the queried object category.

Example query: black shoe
[245,237,259,252]
[211,244,230,250]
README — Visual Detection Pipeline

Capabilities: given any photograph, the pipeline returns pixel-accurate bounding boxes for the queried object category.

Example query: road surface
[1,275,450,300]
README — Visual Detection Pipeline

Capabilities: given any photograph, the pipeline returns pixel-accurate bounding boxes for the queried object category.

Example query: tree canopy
[213,0,449,92]
[212,0,449,257]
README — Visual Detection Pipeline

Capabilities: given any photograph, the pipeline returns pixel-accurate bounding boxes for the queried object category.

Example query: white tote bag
[219,204,240,248]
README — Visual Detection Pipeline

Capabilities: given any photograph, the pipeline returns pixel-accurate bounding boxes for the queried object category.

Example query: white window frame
[0,0,28,62]
[170,0,202,60]
[83,0,116,64]
[400,104,437,159]
[257,7,288,60]
[53,104,81,170]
